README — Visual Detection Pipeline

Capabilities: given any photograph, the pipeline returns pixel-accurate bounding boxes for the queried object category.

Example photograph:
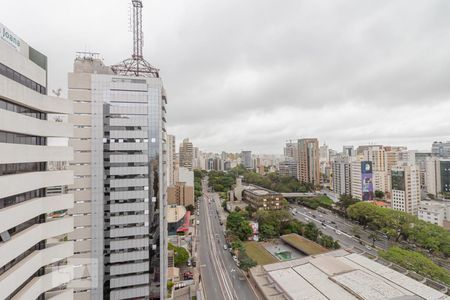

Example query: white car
[365,245,372,250]
[223,244,228,250]
[335,230,341,235]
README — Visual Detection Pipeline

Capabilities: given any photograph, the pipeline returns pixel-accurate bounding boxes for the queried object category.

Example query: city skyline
[2,0,449,153]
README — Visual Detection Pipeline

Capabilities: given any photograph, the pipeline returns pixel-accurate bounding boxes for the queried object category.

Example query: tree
[238,250,257,271]
[374,190,385,199]
[260,223,278,240]
[304,222,319,242]
[226,211,252,241]
[379,247,450,285]
[338,194,358,211]
[186,204,195,214]
[168,243,190,267]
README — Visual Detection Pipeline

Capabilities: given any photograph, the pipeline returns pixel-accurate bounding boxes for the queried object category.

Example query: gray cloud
[2,0,449,153]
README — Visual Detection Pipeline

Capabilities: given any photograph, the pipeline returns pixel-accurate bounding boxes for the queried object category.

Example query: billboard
[248,221,259,242]
[391,170,405,191]
[361,161,374,200]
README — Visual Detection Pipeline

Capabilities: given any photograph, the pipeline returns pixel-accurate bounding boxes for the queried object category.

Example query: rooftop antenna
[112,0,159,77]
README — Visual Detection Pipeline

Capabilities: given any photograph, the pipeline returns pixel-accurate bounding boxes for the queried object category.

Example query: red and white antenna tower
[112,0,159,77]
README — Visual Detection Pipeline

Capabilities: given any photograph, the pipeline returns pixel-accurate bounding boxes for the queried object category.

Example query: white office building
[0,23,74,299]
[391,165,421,215]
[332,155,351,196]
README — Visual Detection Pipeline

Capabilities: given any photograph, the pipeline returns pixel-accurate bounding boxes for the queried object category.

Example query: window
[0,62,46,95]
[0,98,46,120]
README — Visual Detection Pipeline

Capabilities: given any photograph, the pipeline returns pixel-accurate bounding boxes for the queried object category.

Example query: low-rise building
[418,200,450,229]
[250,249,449,300]
[242,185,284,210]
[167,205,187,235]
[278,160,298,178]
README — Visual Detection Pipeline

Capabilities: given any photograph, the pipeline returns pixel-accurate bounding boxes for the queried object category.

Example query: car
[187,259,192,267]
[319,214,323,218]
[365,245,372,250]
[335,230,341,235]
[196,220,200,225]
[312,214,316,218]
[330,221,336,224]
[223,244,228,250]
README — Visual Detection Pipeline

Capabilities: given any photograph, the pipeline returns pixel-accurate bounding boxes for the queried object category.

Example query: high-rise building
[351,158,374,201]
[391,165,420,215]
[332,155,352,196]
[167,135,176,186]
[68,52,167,299]
[319,143,329,162]
[179,138,193,171]
[342,145,355,157]
[67,1,168,296]
[284,140,297,161]
[426,157,450,198]
[432,141,450,158]
[241,150,253,169]
[278,160,298,178]
[296,139,320,186]
[68,51,167,299]
[0,23,74,299]
[362,146,386,172]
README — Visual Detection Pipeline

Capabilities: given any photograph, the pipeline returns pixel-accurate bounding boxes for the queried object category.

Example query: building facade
[426,157,450,198]
[242,185,284,210]
[391,165,420,215]
[179,138,193,171]
[0,23,74,299]
[418,200,450,228]
[278,160,298,178]
[167,182,194,207]
[241,150,253,169]
[432,141,450,158]
[167,134,176,186]
[67,54,167,299]
[297,138,320,186]
[332,155,352,196]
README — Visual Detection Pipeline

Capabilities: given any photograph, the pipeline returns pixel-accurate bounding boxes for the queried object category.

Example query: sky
[2,0,450,154]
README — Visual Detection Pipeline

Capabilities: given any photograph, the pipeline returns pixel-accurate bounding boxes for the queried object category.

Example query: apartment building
[0,23,74,299]
[296,138,320,186]
[332,155,351,196]
[179,138,193,171]
[391,165,420,215]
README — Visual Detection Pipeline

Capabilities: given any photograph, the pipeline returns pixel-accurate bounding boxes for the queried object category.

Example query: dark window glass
[0,63,46,95]
[0,131,46,146]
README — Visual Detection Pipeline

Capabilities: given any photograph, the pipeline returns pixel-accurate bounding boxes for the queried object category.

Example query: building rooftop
[167,205,186,223]
[244,184,282,196]
[253,250,449,300]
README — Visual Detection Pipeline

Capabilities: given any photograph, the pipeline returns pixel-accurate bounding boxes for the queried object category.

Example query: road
[198,179,258,300]
[289,204,385,256]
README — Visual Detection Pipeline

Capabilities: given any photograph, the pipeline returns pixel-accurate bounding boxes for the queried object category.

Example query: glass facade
[89,75,166,299]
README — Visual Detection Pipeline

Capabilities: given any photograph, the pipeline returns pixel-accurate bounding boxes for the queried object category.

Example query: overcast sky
[2,0,449,154]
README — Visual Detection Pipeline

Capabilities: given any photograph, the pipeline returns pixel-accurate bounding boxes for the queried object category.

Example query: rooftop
[244,184,282,196]
[167,205,186,223]
[252,250,449,300]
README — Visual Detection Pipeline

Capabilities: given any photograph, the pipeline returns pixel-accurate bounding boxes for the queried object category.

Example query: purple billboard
[361,161,374,201]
